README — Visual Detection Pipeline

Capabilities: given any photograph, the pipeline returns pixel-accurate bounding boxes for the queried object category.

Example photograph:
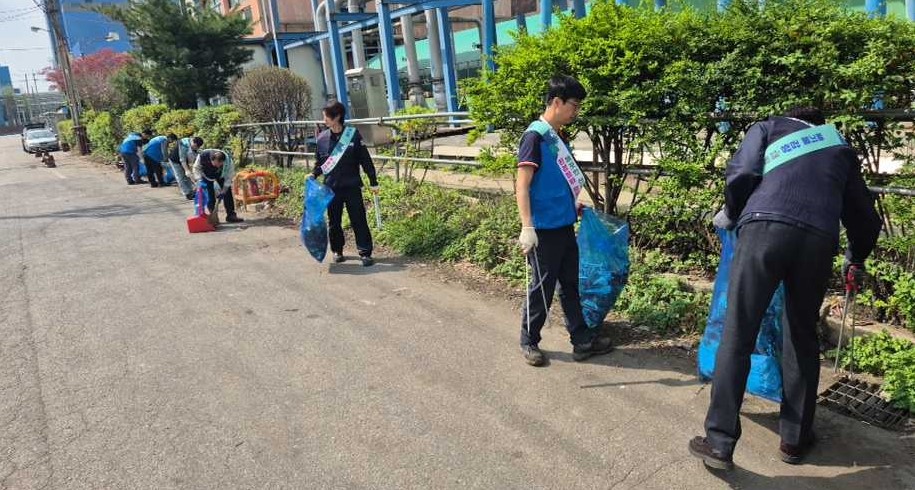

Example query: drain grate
[817,375,913,432]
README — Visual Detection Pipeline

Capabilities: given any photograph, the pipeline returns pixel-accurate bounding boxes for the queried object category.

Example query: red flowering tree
[42,49,135,111]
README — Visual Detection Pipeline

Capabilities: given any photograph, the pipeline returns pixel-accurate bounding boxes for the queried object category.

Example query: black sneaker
[226,215,244,223]
[361,256,374,267]
[780,433,817,465]
[332,253,345,263]
[135,179,147,184]
[572,336,614,362]
[185,192,195,200]
[521,345,546,366]
[688,436,734,471]
[127,181,137,185]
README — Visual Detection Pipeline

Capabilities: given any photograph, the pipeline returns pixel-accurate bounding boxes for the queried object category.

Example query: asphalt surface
[1,136,913,489]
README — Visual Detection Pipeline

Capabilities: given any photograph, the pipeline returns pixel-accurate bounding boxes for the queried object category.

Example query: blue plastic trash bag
[577,208,630,328]
[698,228,784,403]
[300,178,335,262]
[164,163,176,184]
[138,161,148,177]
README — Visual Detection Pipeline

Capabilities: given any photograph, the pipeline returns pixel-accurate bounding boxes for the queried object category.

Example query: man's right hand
[843,260,866,294]
[518,227,538,255]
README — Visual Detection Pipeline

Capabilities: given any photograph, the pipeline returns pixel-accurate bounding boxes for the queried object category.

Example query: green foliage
[57,119,74,148]
[85,111,122,157]
[155,109,197,137]
[857,258,915,331]
[617,268,711,334]
[110,63,150,112]
[477,146,517,177]
[121,104,168,133]
[272,166,308,221]
[95,0,252,108]
[193,104,242,149]
[835,331,915,412]
[442,196,526,282]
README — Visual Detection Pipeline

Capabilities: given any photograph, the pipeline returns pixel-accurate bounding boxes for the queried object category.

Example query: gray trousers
[705,220,834,455]
[168,160,195,196]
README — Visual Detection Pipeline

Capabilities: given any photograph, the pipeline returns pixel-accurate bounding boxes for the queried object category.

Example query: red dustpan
[187,186,216,233]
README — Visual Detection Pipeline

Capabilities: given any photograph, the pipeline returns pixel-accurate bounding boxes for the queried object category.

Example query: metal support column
[327,18,349,109]
[376,0,403,114]
[482,0,496,72]
[573,0,586,17]
[268,0,287,67]
[436,7,459,113]
[516,13,528,34]
[555,0,568,10]
[540,0,552,29]
[866,0,886,17]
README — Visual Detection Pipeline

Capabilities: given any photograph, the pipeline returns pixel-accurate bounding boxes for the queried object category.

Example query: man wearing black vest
[689,107,882,470]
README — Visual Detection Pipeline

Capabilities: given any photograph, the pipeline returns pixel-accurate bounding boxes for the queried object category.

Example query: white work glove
[712,207,735,230]
[518,227,538,255]
[214,181,224,197]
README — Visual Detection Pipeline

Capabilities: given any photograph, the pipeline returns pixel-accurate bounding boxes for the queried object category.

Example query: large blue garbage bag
[163,163,176,184]
[138,161,148,177]
[698,228,784,403]
[577,208,630,328]
[300,178,335,262]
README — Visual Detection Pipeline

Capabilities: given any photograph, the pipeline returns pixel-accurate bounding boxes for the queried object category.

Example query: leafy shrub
[617,268,711,334]
[85,110,122,157]
[57,119,74,148]
[194,104,242,149]
[836,331,915,412]
[121,103,168,133]
[155,109,197,137]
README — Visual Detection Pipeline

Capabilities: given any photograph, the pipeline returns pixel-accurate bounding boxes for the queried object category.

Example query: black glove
[842,259,865,294]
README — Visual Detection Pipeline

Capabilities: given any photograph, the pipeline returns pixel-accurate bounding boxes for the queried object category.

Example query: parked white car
[24,129,61,154]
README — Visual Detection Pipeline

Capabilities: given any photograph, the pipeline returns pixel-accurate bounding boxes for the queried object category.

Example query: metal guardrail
[234,112,472,129]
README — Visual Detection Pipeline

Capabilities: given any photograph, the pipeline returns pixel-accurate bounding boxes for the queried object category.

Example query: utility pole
[23,75,34,123]
[45,0,88,154]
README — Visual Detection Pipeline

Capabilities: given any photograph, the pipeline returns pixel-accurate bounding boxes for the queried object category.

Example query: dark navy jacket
[312,128,378,190]
[725,116,881,263]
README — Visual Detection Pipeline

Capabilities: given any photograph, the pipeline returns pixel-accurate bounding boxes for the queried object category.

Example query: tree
[110,63,150,112]
[96,0,252,108]
[42,49,134,112]
[230,66,313,165]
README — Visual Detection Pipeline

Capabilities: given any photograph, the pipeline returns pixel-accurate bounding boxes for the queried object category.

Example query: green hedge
[57,119,74,149]
[155,109,197,138]
[85,111,122,158]
[121,104,169,133]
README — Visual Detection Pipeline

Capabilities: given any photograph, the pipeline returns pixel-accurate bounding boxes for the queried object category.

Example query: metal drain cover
[818,375,913,431]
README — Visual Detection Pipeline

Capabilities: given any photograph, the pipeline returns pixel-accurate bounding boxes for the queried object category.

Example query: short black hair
[784,107,826,125]
[545,75,587,106]
[323,100,346,123]
[167,133,178,141]
[141,129,153,136]
[192,137,203,147]
[211,150,226,162]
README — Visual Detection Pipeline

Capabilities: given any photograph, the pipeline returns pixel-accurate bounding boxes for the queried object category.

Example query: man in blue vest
[689,107,882,470]
[119,129,151,185]
[515,75,613,367]
[142,132,176,188]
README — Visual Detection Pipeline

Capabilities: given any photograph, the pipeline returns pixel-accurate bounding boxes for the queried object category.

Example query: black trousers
[143,155,164,187]
[328,186,373,257]
[202,178,237,217]
[520,225,593,347]
[705,220,834,455]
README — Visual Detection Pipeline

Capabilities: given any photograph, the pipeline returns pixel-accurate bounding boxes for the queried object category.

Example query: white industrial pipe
[348,0,365,68]
[315,0,349,99]
[424,9,447,112]
[401,14,425,106]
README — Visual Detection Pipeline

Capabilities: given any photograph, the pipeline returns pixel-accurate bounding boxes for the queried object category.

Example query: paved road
[1,136,913,489]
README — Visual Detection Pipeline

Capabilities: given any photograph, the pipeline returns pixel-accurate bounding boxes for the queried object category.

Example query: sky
[0,0,56,92]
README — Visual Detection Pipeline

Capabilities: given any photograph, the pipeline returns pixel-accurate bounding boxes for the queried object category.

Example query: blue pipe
[482,0,496,72]
[540,0,552,29]
[376,0,402,114]
[866,0,887,17]
[327,19,348,110]
[573,0,586,17]
[436,8,459,112]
